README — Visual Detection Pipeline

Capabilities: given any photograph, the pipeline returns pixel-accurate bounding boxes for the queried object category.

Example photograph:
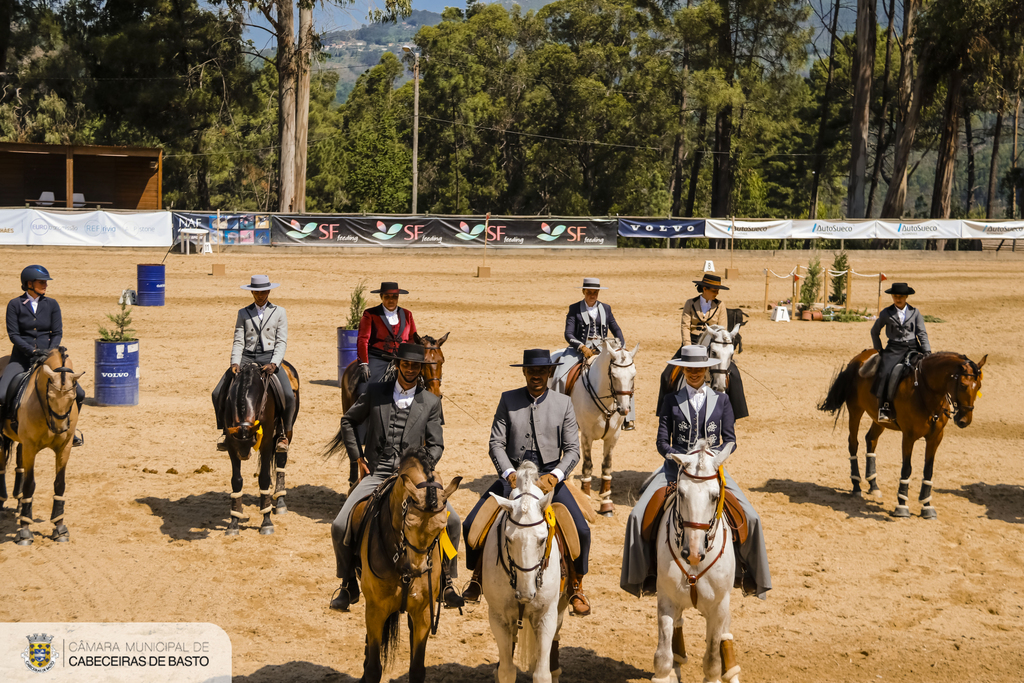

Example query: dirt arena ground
[0,246,1022,682]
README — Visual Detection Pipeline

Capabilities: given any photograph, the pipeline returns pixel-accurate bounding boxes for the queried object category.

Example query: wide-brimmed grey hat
[668,345,720,368]
[581,277,607,290]
[241,274,280,291]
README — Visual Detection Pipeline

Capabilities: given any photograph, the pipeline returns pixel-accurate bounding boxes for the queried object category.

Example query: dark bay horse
[0,347,84,545]
[339,332,448,489]
[819,350,986,518]
[358,455,461,683]
[221,360,300,535]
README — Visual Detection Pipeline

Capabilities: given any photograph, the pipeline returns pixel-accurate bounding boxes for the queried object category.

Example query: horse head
[395,453,461,577]
[490,461,555,603]
[952,354,986,429]
[706,325,739,393]
[414,332,448,398]
[40,362,85,434]
[599,338,639,417]
[225,363,268,457]
[668,440,734,567]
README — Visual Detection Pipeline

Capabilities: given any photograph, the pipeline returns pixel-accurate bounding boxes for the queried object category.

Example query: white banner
[960,220,1024,239]
[0,210,172,247]
[876,220,961,239]
[791,219,877,239]
[705,219,793,239]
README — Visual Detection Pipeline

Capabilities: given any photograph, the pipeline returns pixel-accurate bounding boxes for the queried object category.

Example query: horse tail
[322,422,346,460]
[515,616,539,672]
[0,433,12,471]
[818,359,859,423]
[378,610,400,670]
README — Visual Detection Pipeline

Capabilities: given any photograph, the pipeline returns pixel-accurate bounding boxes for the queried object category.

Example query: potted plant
[95,296,140,406]
[337,280,369,385]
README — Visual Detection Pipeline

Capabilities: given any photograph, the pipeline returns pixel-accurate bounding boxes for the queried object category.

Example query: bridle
[707,337,735,387]
[942,362,981,423]
[497,491,556,592]
[228,364,269,444]
[665,464,727,606]
[36,365,77,435]
[580,347,635,437]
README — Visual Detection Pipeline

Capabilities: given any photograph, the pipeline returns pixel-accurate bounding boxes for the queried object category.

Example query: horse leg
[226,453,243,536]
[672,617,688,676]
[13,443,24,513]
[863,421,885,497]
[16,445,39,545]
[488,606,517,683]
[0,443,8,511]
[652,594,677,683]
[361,608,389,683]
[49,443,71,542]
[408,605,431,683]
[891,433,916,518]
[257,442,274,535]
[847,405,864,495]
[579,432,594,496]
[532,608,557,683]
[598,433,617,517]
[919,432,944,520]
[703,596,736,683]
[273,448,288,515]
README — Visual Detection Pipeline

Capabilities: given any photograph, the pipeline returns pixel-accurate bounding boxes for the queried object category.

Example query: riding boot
[329,577,360,612]
[461,556,484,604]
[568,574,591,616]
[878,401,893,423]
[72,431,84,448]
[275,417,289,453]
[441,558,465,609]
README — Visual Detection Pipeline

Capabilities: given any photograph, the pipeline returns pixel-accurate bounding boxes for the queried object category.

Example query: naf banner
[172,212,272,245]
[617,218,705,238]
[271,215,616,248]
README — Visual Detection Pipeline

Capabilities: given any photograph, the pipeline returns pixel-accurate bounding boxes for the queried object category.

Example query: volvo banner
[270,215,616,248]
[617,218,705,238]
[0,210,172,247]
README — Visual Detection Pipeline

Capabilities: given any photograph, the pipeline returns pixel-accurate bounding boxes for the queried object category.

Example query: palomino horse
[220,360,300,535]
[552,338,638,516]
[484,461,565,683]
[339,332,448,490]
[819,350,985,518]
[658,324,741,407]
[0,347,84,545]
[654,440,739,683]
[357,454,460,683]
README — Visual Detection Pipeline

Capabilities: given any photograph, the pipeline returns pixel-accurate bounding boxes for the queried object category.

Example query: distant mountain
[321,10,442,47]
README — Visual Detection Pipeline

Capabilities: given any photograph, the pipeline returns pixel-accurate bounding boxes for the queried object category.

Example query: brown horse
[819,350,986,518]
[339,332,448,489]
[357,454,460,683]
[0,347,84,545]
[220,360,300,535]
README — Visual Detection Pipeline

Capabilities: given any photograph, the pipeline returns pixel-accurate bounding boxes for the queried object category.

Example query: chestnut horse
[819,350,986,518]
[357,454,461,683]
[0,347,84,545]
[339,332,448,490]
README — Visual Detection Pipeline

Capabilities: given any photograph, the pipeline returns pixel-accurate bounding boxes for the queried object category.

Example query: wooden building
[0,142,162,210]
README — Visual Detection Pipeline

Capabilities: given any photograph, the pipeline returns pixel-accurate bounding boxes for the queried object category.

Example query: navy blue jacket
[563,301,624,351]
[656,388,736,482]
[6,294,63,364]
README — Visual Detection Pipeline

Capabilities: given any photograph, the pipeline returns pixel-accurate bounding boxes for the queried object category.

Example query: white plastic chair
[37,191,55,207]
[72,193,86,208]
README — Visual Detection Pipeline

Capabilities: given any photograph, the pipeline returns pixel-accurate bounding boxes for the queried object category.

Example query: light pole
[403,45,420,215]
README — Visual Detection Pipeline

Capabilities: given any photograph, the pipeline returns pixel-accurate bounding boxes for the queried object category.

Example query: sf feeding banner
[270,215,616,248]
[617,218,705,238]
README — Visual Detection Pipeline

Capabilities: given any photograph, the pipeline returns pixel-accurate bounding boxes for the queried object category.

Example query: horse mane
[398,448,438,509]
[515,460,539,493]
[418,334,439,346]
[233,363,262,419]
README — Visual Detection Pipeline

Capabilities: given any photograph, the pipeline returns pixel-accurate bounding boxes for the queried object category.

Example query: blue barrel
[337,328,359,385]
[94,340,140,406]
[137,264,165,306]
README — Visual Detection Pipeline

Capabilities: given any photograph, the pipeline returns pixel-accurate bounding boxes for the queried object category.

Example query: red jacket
[357,304,417,363]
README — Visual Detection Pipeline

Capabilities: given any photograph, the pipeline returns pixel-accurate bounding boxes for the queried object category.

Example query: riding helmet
[21,265,53,291]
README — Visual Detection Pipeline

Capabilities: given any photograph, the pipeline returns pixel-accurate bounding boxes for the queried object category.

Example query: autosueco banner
[876,220,961,240]
[270,215,616,248]
[705,219,793,239]
[791,219,877,239]
[960,220,1024,240]
[617,218,705,238]
[0,210,172,247]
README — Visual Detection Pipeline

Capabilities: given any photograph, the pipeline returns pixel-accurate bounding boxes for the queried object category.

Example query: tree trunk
[277,1,297,213]
[0,0,12,75]
[847,0,876,218]
[986,104,1004,219]
[809,0,842,220]
[685,107,707,218]
[880,0,924,218]
[1013,97,1021,218]
[710,0,732,222]
[930,68,963,220]
[964,105,975,216]
[866,0,897,217]
[670,66,689,217]
[293,2,312,213]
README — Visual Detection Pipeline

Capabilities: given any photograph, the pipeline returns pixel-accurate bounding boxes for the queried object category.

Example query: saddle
[351,473,399,550]
[2,354,52,432]
[640,485,748,546]
[564,360,586,395]
[860,350,925,403]
[468,497,580,560]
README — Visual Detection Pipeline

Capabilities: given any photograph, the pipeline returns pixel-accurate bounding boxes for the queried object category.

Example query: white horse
[700,325,740,393]
[653,440,740,683]
[554,338,639,516]
[484,461,566,683]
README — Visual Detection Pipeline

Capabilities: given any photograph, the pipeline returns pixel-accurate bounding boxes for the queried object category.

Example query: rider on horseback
[356,281,418,391]
[681,274,726,344]
[552,277,633,430]
[0,266,84,447]
[621,345,770,600]
[212,275,295,453]
[871,282,930,423]
[329,342,463,612]
[462,349,593,616]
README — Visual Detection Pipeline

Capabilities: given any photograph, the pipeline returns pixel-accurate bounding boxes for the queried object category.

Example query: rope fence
[763,263,889,318]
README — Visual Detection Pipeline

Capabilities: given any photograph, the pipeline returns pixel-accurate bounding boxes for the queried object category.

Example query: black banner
[270,215,616,248]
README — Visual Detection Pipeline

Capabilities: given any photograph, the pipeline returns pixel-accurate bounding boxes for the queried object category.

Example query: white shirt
[894,304,907,325]
[699,296,713,314]
[27,292,39,314]
[393,382,416,410]
[255,302,269,320]
[585,302,600,320]
[384,307,399,326]
[686,383,708,414]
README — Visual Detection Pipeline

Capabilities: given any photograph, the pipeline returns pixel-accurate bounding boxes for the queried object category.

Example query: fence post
[763,269,770,311]
[792,271,799,320]
[877,275,884,315]
[846,265,852,311]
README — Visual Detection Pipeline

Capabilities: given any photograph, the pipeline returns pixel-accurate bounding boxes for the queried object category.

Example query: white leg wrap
[16,468,24,473]
[922,480,933,486]
[51,514,64,523]
[866,453,876,458]
[602,475,612,480]
[919,496,932,504]
[272,490,286,499]
[581,476,592,482]
[53,495,66,502]
[721,633,734,640]
[851,476,861,482]
[230,491,244,499]
[849,455,858,460]
[259,506,273,515]
[259,489,272,496]
[20,516,33,524]
[673,653,687,664]
[899,479,910,485]
[275,467,286,473]
[723,665,741,682]
[21,497,32,504]
[866,473,877,481]
[230,510,245,518]
[897,492,908,501]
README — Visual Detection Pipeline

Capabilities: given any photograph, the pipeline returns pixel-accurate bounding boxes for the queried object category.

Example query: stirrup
[72,430,84,448]
[461,576,483,604]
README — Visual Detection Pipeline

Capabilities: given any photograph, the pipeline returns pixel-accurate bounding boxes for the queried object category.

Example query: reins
[34,365,77,435]
[496,491,556,592]
[665,465,728,606]
[580,349,635,438]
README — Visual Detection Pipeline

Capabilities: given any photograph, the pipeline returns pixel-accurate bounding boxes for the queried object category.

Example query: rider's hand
[358,363,371,381]
[538,474,558,493]
[506,472,518,490]
[580,346,596,359]
[230,363,240,374]
[262,363,277,375]
[357,458,370,480]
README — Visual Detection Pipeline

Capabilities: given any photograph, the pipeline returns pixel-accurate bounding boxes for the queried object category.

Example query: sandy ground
[0,246,1022,683]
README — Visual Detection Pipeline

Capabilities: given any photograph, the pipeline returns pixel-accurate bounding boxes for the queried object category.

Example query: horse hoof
[870,488,883,498]
[921,507,937,520]
[16,538,33,546]
[599,509,614,518]
[274,501,288,515]
[259,525,275,535]
[54,534,70,543]
[16,531,33,546]
[225,529,240,537]
[851,489,863,497]
[890,506,911,518]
